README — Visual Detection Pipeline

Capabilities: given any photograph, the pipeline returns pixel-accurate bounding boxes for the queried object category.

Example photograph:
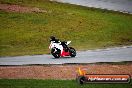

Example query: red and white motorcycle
[49,40,76,58]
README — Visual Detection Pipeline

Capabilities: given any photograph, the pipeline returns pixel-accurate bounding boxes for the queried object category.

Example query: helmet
[50,36,55,40]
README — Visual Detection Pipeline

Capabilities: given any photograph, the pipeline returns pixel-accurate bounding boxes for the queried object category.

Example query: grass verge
[0,0,132,56]
[0,79,132,88]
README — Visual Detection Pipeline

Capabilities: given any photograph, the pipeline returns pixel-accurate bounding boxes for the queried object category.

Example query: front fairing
[49,41,62,50]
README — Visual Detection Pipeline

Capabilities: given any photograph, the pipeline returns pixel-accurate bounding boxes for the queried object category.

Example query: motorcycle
[49,40,76,58]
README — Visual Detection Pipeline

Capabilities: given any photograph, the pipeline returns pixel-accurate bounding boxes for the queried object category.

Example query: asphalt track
[0,46,132,65]
[52,0,132,14]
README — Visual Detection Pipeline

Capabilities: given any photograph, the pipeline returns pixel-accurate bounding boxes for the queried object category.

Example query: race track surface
[0,46,132,65]
[52,0,132,14]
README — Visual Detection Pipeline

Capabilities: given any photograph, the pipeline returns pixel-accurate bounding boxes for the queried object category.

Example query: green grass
[0,79,131,88]
[0,0,132,56]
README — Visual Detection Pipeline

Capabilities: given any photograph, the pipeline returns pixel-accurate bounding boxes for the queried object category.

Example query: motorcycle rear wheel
[69,47,76,57]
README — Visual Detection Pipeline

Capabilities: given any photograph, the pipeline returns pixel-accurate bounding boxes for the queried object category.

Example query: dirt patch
[0,64,132,79]
[0,4,47,13]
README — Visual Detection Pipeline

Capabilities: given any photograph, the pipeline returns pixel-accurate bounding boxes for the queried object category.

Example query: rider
[50,36,69,51]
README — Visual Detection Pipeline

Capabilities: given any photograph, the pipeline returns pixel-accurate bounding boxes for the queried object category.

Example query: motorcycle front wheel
[51,48,60,58]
